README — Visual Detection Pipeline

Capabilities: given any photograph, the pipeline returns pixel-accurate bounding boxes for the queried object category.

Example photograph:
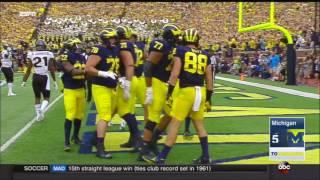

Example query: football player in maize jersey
[59,38,86,151]
[115,26,142,151]
[146,28,214,165]
[140,24,182,161]
[131,32,148,124]
[85,28,119,159]
[21,40,57,121]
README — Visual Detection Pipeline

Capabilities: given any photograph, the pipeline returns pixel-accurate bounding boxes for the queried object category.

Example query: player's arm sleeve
[89,46,100,56]
[119,42,132,52]
[60,52,69,62]
[26,52,32,60]
[173,46,184,59]
[149,40,165,52]
[49,52,55,60]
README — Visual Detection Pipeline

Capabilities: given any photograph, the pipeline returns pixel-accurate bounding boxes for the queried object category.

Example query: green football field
[0,73,319,165]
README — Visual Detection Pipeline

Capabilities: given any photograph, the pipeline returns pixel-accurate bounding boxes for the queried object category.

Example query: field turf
[1,73,319,164]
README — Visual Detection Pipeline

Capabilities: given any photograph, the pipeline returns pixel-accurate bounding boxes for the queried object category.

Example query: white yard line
[216,76,320,99]
[0,94,64,152]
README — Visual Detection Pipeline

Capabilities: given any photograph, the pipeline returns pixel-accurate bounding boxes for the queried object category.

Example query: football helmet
[116,25,132,39]
[35,39,47,51]
[100,28,117,47]
[161,23,182,45]
[63,38,82,53]
[182,28,200,45]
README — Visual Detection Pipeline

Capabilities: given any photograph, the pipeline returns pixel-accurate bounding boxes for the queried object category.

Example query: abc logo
[278,161,291,174]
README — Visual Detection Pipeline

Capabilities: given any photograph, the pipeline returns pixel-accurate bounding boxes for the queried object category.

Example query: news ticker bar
[13,165,267,173]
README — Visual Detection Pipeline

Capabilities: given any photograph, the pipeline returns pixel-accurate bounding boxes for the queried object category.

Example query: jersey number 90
[184,52,207,75]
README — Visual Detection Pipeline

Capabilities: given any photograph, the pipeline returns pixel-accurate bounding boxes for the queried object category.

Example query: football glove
[165,96,173,109]
[98,71,117,80]
[205,101,212,112]
[205,89,214,112]
[144,87,153,105]
[165,84,175,109]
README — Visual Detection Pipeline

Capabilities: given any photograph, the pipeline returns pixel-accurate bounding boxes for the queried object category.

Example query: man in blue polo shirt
[268,50,280,81]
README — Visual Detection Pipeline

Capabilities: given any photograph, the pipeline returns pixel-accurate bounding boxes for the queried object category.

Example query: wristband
[167,84,175,99]
[206,89,213,102]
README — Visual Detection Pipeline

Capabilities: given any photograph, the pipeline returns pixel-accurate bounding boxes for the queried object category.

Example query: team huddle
[1,23,215,164]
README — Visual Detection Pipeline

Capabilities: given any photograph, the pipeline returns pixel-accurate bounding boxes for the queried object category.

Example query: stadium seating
[0,2,45,46]
[1,2,318,85]
[2,2,316,48]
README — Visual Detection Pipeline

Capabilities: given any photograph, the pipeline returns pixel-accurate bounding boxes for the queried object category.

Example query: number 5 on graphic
[272,134,279,143]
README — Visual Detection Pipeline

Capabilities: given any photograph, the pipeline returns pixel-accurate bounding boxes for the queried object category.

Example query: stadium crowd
[1,2,319,85]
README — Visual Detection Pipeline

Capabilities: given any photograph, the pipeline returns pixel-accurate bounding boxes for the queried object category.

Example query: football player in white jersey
[21,40,58,121]
[1,44,16,96]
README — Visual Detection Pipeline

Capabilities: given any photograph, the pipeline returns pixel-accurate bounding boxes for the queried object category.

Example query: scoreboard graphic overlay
[269,117,305,161]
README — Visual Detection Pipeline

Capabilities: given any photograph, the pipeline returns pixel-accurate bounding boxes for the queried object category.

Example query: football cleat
[37,111,44,121]
[64,144,71,152]
[8,92,16,96]
[141,153,157,164]
[71,137,82,145]
[183,131,194,139]
[137,147,150,161]
[120,135,142,151]
[96,151,112,159]
[192,156,212,164]
[142,154,165,165]
[120,135,134,148]
[107,121,113,127]
[36,114,42,122]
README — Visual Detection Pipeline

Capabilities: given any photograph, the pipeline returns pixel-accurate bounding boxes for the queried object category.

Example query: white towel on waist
[45,74,50,91]
[192,86,202,111]
[118,77,126,88]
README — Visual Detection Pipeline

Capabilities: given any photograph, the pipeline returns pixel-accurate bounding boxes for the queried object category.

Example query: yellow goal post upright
[238,2,296,85]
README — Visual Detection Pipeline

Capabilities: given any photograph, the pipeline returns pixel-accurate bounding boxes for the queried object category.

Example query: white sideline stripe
[0,94,64,152]
[216,76,320,99]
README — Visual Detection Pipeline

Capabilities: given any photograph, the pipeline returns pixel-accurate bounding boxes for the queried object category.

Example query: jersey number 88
[184,52,207,75]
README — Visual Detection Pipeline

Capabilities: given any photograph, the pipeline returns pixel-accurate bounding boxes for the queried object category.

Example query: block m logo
[287,129,304,147]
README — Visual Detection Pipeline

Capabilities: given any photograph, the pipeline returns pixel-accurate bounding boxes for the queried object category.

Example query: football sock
[199,136,209,158]
[73,119,81,138]
[34,104,41,116]
[8,83,13,93]
[40,100,49,112]
[122,113,139,136]
[97,137,104,144]
[158,144,172,159]
[152,128,162,142]
[97,137,104,152]
[185,117,191,132]
[64,119,72,145]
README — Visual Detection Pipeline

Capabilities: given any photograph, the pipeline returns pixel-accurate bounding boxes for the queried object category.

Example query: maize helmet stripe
[191,29,198,42]
[116,25,131,39]
[183,28,199,43]
[101,28,117,38]
[162,23,181,36]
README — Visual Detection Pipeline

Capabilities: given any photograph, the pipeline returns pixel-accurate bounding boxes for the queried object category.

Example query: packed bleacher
[0,2,46,46]
[1,2,319,85]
